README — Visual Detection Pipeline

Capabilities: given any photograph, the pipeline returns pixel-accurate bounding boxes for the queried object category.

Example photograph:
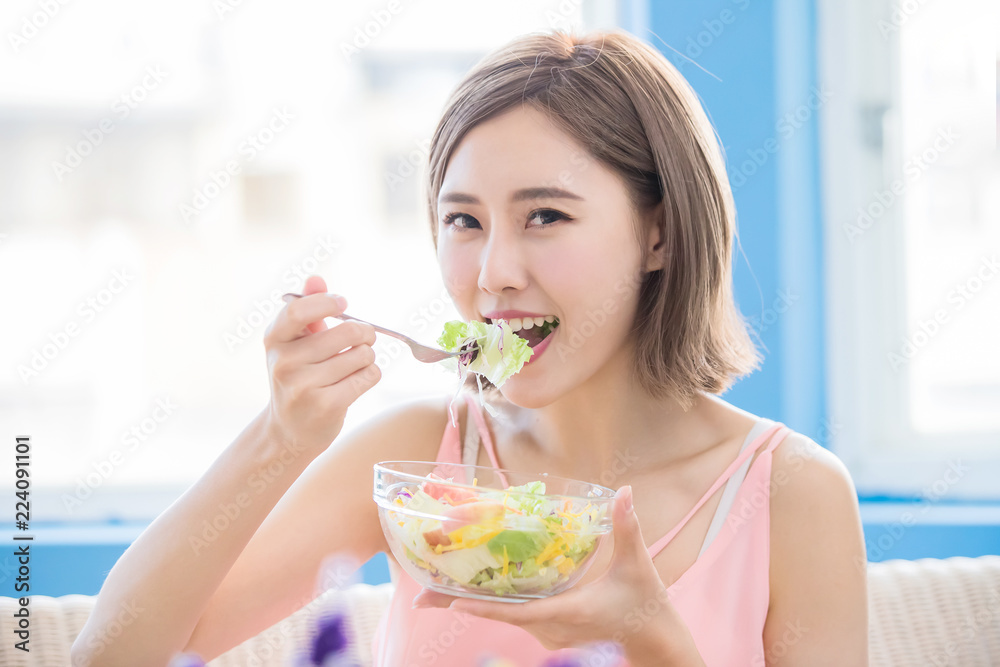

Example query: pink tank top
[372,393,792,666]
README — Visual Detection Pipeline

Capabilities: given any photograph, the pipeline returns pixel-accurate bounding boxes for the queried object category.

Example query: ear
[642,201,666,273]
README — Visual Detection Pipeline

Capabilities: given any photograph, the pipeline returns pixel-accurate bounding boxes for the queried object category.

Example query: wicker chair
[2,556,998,666]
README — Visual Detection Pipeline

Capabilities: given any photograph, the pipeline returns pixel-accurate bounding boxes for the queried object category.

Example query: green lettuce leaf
[486,528,549,562]
[436,319,533,387]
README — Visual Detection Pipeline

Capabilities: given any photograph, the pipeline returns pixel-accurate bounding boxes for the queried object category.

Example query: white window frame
[818,0,1000,500]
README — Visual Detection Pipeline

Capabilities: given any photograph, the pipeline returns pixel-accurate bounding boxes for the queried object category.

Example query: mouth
[485,316,560,348]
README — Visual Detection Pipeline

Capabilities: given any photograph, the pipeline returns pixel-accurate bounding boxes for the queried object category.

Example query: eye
[528,208,570,227]
[442,212,481,230]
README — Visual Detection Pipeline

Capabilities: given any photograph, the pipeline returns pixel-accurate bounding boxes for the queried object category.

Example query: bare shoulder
[768,431,860,522]
[325,392,457,464]
[763,430,869,664]
[296,392,459,560]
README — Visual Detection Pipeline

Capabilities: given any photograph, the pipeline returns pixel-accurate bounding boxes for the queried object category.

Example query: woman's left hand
[411,485,702,664]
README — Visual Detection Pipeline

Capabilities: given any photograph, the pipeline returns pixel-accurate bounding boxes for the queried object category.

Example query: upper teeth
[502,316,555,331]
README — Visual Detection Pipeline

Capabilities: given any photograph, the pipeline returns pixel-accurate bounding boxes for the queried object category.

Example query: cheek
[543,234,638,294]
[541,238,641,327]
[438,245,478,299]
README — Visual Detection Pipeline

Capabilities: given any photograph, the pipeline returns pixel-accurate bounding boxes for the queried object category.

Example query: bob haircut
[426,29,761,410]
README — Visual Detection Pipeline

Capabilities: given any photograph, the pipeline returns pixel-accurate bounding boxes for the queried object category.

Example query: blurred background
[0,0,997,595]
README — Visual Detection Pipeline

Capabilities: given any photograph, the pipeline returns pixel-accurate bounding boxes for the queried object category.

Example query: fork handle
[281,292,416,346]
[336,313,406,341]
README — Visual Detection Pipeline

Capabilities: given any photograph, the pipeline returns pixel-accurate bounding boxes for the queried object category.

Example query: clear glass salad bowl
[373,460,616,603]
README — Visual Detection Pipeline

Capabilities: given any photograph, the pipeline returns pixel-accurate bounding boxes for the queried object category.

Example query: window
[1,0,619,521]
[819,0,1000,498]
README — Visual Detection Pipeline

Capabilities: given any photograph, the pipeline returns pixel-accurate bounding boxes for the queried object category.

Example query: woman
[72,29,868,667]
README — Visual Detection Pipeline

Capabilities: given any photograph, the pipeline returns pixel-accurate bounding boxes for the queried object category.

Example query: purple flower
[310,611,350,664]
[166,653,206,667]
[540,658,584,667]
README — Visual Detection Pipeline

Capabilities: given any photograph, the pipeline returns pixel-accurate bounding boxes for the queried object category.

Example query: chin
[495,374,563,410]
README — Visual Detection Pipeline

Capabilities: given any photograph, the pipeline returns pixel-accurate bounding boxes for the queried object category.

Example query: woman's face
[436,106,659,408]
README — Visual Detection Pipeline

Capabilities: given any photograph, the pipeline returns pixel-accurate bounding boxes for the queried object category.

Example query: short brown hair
[426,29,761,409]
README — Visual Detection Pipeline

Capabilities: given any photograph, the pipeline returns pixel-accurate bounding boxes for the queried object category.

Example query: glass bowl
[373,460,616,603]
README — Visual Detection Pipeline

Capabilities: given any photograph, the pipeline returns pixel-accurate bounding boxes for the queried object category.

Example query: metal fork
[281,293,461,363]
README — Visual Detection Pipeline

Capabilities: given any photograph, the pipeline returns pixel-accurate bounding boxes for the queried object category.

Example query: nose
[477,227,528,295]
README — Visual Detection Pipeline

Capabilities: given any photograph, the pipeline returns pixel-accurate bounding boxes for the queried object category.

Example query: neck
[498,343,714,484]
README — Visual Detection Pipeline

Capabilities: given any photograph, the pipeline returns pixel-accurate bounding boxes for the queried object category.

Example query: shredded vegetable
[437,319,535,420]
[385,477,607,597]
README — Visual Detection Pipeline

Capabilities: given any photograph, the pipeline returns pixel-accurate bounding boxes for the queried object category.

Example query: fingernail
[331,294,347,309]
[622,485,633,513]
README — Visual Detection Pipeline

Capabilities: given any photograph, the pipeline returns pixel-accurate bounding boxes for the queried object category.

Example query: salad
[384,474,608,598]
[437,319,535,387]
[436,317,559,418]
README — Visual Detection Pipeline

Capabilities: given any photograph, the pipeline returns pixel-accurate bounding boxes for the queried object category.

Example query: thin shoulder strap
[696,419,773,557]
[464,393,510,488]
[460,399,481,467]
[647,423,791,557]
[435,397,463,463]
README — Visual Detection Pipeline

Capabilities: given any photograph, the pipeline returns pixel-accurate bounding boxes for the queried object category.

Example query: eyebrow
[438,186,585,205]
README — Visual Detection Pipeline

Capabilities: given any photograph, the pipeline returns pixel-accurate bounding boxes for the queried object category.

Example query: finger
[610,485,646,566]
[321,360,382,404]
[266,292,347,345]
[448,596,554,625]
[307,343,377,388]
[286,320,377,366]
[302,276,329,334]
[411,589,458,609]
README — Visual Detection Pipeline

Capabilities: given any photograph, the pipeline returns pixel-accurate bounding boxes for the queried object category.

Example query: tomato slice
[441,500,506,530]
[421,477,478,504]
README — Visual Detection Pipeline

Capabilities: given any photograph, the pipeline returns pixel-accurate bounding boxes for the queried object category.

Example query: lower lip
[523,327,557,365]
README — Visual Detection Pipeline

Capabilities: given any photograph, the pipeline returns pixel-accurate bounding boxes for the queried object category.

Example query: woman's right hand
[262,275,382,460]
